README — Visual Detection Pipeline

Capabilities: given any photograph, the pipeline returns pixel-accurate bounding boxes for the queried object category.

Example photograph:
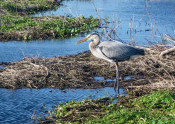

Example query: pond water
[0,0,175,123]
[0,88,126,124]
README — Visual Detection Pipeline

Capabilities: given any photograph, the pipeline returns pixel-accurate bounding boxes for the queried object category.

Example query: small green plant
[88,94,92,99]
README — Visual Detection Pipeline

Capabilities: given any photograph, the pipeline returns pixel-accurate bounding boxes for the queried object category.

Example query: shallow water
[0,88,126,124]
[94,75,140,81]
[94,75,144,83]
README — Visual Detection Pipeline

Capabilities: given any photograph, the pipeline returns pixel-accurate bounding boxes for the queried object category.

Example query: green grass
[51,90,175,123]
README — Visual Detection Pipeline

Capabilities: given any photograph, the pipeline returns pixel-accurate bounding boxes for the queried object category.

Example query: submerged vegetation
[40,90,175,123]
[0,0,99,41]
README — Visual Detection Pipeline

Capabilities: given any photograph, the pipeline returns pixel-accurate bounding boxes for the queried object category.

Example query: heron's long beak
[76,37,88,44]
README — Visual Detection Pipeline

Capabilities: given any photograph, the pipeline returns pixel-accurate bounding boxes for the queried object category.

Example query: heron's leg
[114,62,119,96]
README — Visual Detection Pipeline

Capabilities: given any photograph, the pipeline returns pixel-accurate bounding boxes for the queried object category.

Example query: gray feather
[98,41,145,62]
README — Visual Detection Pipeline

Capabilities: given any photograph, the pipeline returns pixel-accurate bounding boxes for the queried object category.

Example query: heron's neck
[89,42,98,53]
[89,37,100,48]
[89,40,98,57]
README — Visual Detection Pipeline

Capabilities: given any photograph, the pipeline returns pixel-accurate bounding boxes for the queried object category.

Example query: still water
[0,37,89,62]
[0,0,175,123]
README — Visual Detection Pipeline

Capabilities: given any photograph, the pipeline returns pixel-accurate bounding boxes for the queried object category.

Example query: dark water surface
[0,0,175,123]
[0,88,126,124]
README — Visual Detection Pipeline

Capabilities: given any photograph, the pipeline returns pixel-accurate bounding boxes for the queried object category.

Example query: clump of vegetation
[0,16,99,41]
[41,90,175,123]
[0,0,59,15]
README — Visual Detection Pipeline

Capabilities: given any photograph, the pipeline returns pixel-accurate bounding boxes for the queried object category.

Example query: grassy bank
[42,90,175,123]
[0,15,99,41]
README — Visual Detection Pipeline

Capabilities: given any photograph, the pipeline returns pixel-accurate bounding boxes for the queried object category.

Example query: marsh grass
[45,90,174,123]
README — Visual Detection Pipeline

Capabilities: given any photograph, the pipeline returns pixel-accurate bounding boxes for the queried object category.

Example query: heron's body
[76,33,145,96]
[90,40,144,63]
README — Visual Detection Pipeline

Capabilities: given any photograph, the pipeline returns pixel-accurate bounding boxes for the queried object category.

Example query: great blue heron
[76,33,145,95]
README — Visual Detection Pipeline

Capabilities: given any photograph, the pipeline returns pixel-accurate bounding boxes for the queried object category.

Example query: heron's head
[76,33,99,44]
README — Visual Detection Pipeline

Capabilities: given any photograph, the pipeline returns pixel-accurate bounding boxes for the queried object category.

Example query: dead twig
[146,0,154,37]
[159,34,175,59]
[159,46,175,59]
[91,0,102,26]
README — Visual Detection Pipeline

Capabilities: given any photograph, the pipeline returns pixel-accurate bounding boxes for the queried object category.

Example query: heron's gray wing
[98,41,143,61]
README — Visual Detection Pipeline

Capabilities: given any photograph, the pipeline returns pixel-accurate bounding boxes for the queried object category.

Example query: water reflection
[0,88,127,124]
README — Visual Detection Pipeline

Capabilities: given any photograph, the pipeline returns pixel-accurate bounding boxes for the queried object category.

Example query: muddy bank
[0,46,174,92]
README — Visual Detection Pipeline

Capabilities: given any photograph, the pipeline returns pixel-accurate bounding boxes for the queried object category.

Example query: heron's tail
[130,48,145,59]
[138,48,145,56]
